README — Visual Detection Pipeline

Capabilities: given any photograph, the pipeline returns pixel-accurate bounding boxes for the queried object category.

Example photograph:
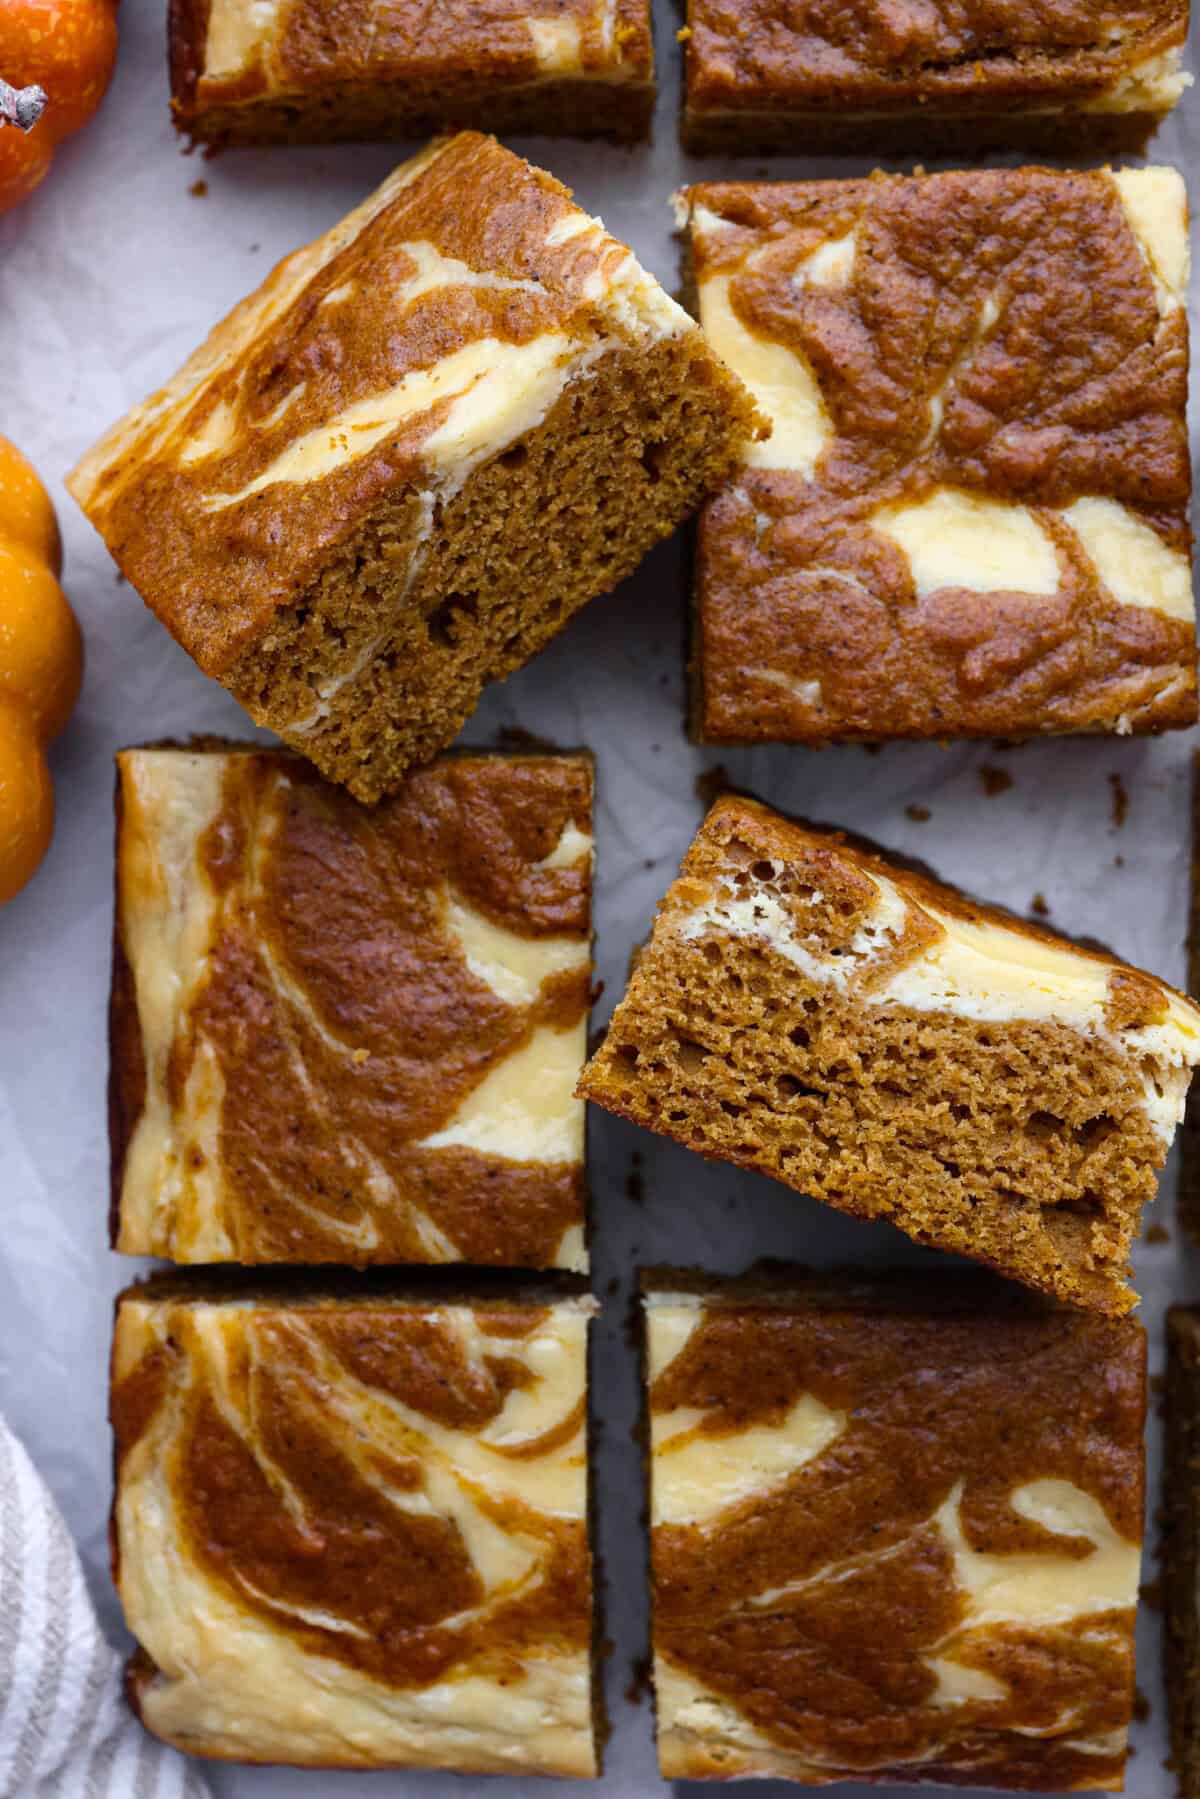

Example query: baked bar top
[684,0,1188,114]
[68,131,689,678]
[174,0,654,113]
[644,1277,1145,1788]
[112,1286,597,1772]
[683,166,1196,740]
[112,744,593,1269]
[654,794,1200,1144]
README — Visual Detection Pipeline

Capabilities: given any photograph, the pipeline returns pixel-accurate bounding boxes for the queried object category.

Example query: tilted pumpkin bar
[644,1271,1145,1788]
[112,1279,600,1773]
[580,795,1200,1314]
[111,743,593,1270]
[681,166,1196,746]
[170,0,655,146]
[69,133,762,803]
[681,0,1190,154]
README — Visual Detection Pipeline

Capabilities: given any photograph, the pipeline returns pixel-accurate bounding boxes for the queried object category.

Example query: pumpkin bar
[170,0,655,147]
[681,167,1197,747]
[1164,1307,1200,1799]
[579,794,1200,1314]
[111,743,594,1270]
[644,1271,1145,1788]
[1180,751,1200,1242]
[681,1,1190,154]
[112,1278,600,1773]
[69,134,762,804]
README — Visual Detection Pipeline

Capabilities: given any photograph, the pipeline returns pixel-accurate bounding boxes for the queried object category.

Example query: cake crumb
[626,1152,645,1205]
[1133,1687,1151,1723]
[980,765,1013,797]
[695,764,731,809]
[498,724,559,753]
[1109,772,1129,828]
[625,1655,654,1706]
[606,1275,619,1297]
[1146,1223,1170,1244]
[1114,854,1125,868]
[1140,1578,1163,1611]
[905,803,931,823]
[1030,892,1049,918]
[188,179,208,197]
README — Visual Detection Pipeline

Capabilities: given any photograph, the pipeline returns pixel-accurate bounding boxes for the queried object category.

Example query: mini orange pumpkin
[0,438,83,905]
[0,0,119,214]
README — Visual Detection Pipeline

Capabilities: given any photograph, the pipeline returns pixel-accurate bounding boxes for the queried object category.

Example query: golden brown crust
[683,0,1187,150]
[112,1286,598,1773]
[646,1273,1144,1789]
[581,795,1200,1315]
[171,1,655,146]
[111,743,593,1268]
[685,168,1196,746]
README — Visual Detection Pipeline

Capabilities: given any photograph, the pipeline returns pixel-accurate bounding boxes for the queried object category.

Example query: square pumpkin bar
[111,743,593,1270]
[112,1280,599,1773]
[644,1272,1145,1788]
[171,0,656,146]
[70,133,761,803]
[681,166,1196,745]
[580,794,1200,1314]
[681,1,1190,154]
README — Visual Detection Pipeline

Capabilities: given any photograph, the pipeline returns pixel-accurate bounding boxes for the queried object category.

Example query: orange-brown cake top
[113,744,593,1268]
[682,166,1195,740]
[68,132,691,676]
[174,0,654,118]
[112,1283,597,1771]
[645,1274,1144,1787]
[685,0,1187,110]
[665,795,1200,1138]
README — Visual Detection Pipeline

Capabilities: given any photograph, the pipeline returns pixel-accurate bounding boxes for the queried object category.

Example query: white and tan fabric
[0,1420,206,1799]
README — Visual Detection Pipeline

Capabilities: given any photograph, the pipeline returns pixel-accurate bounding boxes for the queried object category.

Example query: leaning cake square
[579,794,1200,1313]
[111,743,593,1270]
[644,1272,1145,1788]
[69,133,761,803]
[681,2,1189,154]
[680,167,1196,745]
[111,1280,599,1773]
[170,0,656,146]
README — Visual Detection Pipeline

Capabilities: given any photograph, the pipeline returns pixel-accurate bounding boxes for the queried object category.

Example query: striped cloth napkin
[0,1420,207,1799]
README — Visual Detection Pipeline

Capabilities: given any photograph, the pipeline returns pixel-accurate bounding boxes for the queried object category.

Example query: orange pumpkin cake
[680,167,1196,747]
[111,743,593,1270]
[644,1271,1145,1787]
[170,0,656,145]
[70,133,762,803]
[112,1278,600,1773]
[580,794,1200,1313]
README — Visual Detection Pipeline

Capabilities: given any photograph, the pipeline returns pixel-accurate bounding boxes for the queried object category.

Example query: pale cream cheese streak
[682,166,1197,743]
[110,745,593,1269]
[645,1279,1145,1789]
[112,1287,598,1773]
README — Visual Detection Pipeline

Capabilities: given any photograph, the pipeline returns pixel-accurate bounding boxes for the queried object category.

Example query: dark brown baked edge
[167,0,210,122]
[108,760,145,1252]
[1165,1307,1200,1799]
[179,76,655,148]
[1180,751,1200,1242]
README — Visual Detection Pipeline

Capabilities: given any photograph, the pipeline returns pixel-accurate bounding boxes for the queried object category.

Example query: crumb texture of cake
[111,1285,598,1772]
[580,795,1200,1314]
[682,0,1189,151]
[111,744,594,1269]
[683,167,1196,745]
[172,0,655,145]
[69,133,761,802]
[1165,1307,1200,1799]
[644,1276,1144,1788]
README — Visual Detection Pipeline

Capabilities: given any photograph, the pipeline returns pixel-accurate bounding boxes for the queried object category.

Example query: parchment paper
[1,5,1197,1793]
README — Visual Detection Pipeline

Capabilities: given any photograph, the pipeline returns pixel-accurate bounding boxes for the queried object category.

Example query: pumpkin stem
[0,79,47,132]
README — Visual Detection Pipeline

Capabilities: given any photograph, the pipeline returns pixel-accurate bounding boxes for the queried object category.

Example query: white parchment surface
[1,4,1197,1794]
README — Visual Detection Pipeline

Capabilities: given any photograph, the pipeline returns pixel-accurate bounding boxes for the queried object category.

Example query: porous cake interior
[229,331,755,803]
[582,809,1190,1314]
